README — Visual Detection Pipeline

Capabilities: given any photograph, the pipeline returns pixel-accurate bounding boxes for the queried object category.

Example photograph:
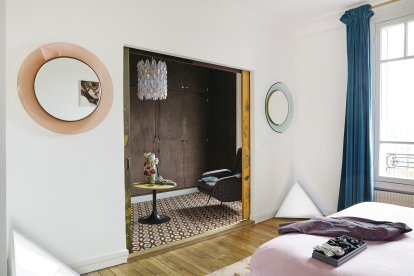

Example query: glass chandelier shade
[137,59,168,100]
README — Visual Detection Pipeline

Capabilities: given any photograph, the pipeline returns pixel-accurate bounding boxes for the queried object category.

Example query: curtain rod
[372,0,401,9]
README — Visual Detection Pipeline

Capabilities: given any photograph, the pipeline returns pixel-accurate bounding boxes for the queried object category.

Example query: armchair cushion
[198,181,216,191]
[202,169,232,179]
[200,176,218,183]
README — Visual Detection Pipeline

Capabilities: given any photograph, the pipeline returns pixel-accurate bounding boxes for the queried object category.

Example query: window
[374,13,414,192]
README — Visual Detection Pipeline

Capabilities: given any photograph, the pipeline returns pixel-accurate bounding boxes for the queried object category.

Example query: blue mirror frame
[265,82,294,133]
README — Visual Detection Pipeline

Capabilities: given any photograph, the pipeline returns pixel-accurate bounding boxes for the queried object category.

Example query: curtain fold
[337,4,374,211]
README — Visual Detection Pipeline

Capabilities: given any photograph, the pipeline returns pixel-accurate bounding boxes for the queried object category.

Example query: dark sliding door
[157,91,186,190]
[184,92,209,188]
[130,87,157,197]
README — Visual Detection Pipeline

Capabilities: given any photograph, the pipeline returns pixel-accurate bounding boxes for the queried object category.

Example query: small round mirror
[265,82,293,133]
[34,57,101,121]
[268,90,288,125]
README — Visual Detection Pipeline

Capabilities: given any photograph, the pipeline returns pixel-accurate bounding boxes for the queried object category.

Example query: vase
[148,174,156,184]
[144,152,157,184]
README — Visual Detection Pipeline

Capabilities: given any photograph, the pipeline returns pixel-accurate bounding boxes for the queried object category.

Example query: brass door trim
[241,71,251,220]
[124,47,132,252]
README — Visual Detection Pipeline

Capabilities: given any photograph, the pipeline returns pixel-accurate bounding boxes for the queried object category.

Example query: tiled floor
[131,192,242,252]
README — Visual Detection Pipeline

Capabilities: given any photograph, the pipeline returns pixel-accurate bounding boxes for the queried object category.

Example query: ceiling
[204,0,413,38]
[247,0,379,25]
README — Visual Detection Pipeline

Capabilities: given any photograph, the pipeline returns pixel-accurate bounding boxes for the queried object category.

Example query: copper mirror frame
[17,43,113,134]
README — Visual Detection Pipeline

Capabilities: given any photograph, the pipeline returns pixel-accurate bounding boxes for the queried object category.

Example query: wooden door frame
[123,47,251,252]
[123,47,132,252]
[241,71,250,220]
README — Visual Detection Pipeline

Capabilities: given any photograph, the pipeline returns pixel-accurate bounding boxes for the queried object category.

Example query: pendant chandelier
[137,59,168,100]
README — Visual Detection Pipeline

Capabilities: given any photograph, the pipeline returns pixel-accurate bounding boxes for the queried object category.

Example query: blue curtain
[337,5,374,211]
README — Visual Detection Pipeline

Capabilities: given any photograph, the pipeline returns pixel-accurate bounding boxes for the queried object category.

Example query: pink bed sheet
[250,202,414,276]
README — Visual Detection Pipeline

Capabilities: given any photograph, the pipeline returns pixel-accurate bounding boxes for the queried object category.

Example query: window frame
[373,12,414,193]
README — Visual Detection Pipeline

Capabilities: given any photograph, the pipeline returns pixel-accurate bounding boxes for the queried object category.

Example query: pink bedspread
[250,202,414,276]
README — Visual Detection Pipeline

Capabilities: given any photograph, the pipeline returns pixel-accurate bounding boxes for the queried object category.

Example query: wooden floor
[85,218,300,276]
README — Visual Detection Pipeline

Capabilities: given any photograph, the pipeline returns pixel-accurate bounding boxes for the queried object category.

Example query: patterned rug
[207,256,251,276]
[131,192,242,252]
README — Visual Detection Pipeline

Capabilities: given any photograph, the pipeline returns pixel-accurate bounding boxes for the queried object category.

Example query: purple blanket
[278,216,412,241]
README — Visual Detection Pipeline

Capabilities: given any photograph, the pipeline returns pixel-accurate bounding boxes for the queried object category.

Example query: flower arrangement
[144,152,159,184]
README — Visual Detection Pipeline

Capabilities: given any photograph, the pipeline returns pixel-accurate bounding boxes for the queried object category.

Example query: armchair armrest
[202,169,232,179]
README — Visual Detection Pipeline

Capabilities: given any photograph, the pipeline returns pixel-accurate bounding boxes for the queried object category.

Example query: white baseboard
[68,249,129,274]
[251,208,279,224]
[251,207,336,224]
[131,187,199,204]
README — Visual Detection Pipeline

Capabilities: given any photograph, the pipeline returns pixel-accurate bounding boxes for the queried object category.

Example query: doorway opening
[123,47,251,253]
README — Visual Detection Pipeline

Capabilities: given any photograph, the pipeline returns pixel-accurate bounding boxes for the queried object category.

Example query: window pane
[408,20,414,56]
[379,143,414,180]
[381,23,405,60]
[380,59,414,142]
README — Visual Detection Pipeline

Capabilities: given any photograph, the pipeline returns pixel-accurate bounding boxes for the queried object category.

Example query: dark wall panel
[130,86,157,197]
[184,93,209,188]
[207,70,237,171]
[157,91,185,190]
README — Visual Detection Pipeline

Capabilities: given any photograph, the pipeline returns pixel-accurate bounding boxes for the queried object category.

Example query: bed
[250,202,414,276]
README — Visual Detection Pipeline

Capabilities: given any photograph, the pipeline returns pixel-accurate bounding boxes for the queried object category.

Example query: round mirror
[268,90,288,125]
[34,57,101,121]
[265,82,293,133]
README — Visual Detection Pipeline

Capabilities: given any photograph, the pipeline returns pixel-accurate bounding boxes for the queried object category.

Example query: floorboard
[190,242,241,264]
[128,262,155,276]
[204,239,251,259]
[108,266,129,276]
[162,252,206,276]
[152,254,195,276]
[97,269,115,276]
[84,218,305,276]
[170,249,214,274]
[211,234,258,253]
[118,263,143,276]
[87,272,101,276]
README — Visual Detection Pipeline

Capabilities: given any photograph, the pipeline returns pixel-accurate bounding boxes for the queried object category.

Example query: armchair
[198,147,242,204]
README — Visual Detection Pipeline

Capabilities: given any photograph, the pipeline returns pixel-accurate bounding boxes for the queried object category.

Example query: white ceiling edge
[298,0,381,27]
[200,0,414,40]
[200,0,296,38]
[294,0,414,39]
[294,13,345,40]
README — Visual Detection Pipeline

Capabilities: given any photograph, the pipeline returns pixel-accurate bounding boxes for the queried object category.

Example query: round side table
[132,182,177,224]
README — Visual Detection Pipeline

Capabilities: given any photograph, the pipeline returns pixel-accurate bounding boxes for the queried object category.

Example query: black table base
[138,189,171,224]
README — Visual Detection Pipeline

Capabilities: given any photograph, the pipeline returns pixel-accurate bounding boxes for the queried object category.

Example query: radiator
[374,190,414,208]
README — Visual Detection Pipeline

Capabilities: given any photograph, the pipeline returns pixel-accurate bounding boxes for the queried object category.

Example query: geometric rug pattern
[131,191,242,252]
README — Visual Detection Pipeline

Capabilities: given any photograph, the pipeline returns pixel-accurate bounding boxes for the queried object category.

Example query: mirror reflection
[268,90,289,125]
[34,57,101,122]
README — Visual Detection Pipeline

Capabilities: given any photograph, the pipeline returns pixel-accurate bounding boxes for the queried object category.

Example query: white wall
[294,27,347,215]
[6,0,295,272]
[293,2,414,216]
[0,0,6,273]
